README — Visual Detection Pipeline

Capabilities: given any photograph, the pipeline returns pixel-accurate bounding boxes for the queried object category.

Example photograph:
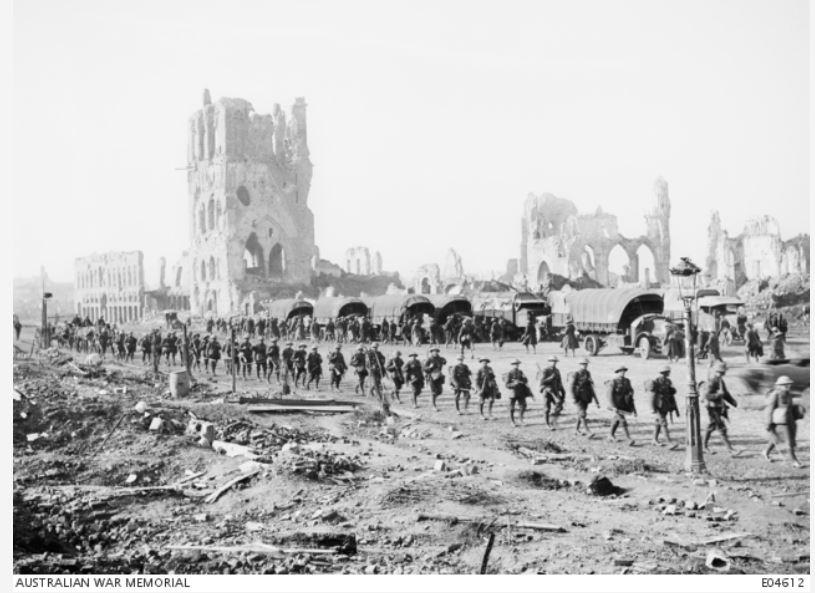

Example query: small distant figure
[505,359,531,427]
[560,318,579,357]
[475,357,500,420]
[769,327,786,360]
[650,366,678,446]
[13,315,21,341]
[745,323,764,363]
[607,365,636,445]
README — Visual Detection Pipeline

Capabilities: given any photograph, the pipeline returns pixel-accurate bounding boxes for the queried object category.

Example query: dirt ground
[12,325,811,575]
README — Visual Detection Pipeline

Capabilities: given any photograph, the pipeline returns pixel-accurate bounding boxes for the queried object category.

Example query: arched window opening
[237,186,251,206]
[608,244,631,288]
[207,197,215,230]
[636,243,656,287]
[198,204,206,235]
[208,256,216,280]
[243,233,265,275]
[269,243,285,278]
[420,277,431,294]
[537,260,551,284]
[200,260,207,282]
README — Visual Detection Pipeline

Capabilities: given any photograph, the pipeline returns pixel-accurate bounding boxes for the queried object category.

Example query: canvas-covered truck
[428,295,473,325]
[549,287,671,358]
[472,292,551,341]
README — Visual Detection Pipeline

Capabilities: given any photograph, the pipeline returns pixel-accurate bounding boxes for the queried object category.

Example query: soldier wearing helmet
[649,365,679,446]
[703,362,739,454]
[763,375,803,468]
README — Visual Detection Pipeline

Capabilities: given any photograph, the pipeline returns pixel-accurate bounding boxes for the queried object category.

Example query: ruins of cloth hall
[518,177,672,288]
[187,90,318,316]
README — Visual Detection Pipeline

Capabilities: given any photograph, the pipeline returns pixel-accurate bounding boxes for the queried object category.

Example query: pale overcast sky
[13,0,809,285]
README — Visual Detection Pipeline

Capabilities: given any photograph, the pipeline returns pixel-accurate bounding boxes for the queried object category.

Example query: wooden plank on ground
[247,404,356,414]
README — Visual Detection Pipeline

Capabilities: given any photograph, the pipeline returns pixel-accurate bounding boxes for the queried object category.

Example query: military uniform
[386,353,405,401]
[607,369,636,442]
[239,339,253,378]
[253,339,267,379]
[571,362,599,434]
[650,371,678,444]
[306,349,323,389]
[703,368,738,451]
[293,346,307,387]
[540,362,565,427]
[328,348,347,390]
[423,351,447,408]
[451,360,472,414]
[349,349,367,394]
[763,377,801,465]
[506,363,531,425]
[404,355,425,406]
[266,340,281,382]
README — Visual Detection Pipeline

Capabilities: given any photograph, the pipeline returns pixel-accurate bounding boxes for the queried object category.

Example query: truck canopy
[428,295,473,323]
[697,295,744,311]
[263,298,314,321]
[312,297,369,322]
[367,294,435,324]
[556,288,664,333]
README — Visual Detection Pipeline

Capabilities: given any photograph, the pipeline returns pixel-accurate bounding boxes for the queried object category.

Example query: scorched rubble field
[12,329,810,574]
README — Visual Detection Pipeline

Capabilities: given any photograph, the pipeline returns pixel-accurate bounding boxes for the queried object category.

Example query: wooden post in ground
[231,325,237,395]
[480,532,495,574]
[182,324,193,381]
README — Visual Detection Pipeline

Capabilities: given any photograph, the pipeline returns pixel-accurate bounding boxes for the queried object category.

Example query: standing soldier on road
[206,336,221,375]
[506,359,532,426]
[489,319,504,351]
[458,318,475,358]
[281,342,295,384]
[140,333,152,365]
[366,342,388,401]
[293,344,308,388]
[386,350,405,403]
[238,337,253,379]
[310,317,321,342]
[423,347,447,411]
[571,358,600,436]
[607,365,637,445]
[327,344,347,391]
[450,355,472,415]
[540,355,565,429]
[745,322,764,362]
[649,365,678,446]
[560,318,579,358]
[125,332,137,362]
[404,353,425,408]
[736,308,748,341]
[703,362,739,454]
[476,357,500,420]
[253,338,267,380]
[324,317,335,343]
[520,314,537,354]
[306,346,323,390]
[266,338,280,383]
[151,330,162,373]
[769,327,786,360]
[350,345,368,395]
[763,375,803,468]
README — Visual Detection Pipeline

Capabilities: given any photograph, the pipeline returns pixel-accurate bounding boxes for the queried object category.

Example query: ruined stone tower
[187,90,316,316]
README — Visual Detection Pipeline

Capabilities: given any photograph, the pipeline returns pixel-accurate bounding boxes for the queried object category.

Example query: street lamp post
[669,257,707,475]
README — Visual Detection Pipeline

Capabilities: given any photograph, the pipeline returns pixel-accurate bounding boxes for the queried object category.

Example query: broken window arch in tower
[244,233,265,275]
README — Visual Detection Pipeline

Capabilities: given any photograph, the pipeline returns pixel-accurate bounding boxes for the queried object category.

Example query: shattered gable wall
[187,90,316,317]
[706,212,810,292]
[74,251,145,322]
[519,177,671,288]
[344,247,383,276]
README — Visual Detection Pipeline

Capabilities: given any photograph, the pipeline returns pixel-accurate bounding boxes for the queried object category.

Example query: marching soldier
[571,358,600,436]
[763,376,802,468]
[540,355,565,429]
[520,315,537,354]
[328,344,347,391]
[140,333,152,365]
[366,342,387,401]
[650,365,678,446]
[386,350,405,403]
[206,336,221,375]
[476,357,500,420]
[423,347,447,411]
[458,319,475,358]
[607,365,637,445]
[703,362,738,454]
[350,345,368,395]
[404,353,425,408]
[769,327,785,360]
[489,319,504,351]
[281,341,295,383]
[239,337,253,379]
[125,332,137,362]
[451,355,472,415]
[266,338,281,383]
[306,346,323,390]
[293,344,308,388]
[560,318,579,358]
[745,322,764,362]
[506,359,532,426]
[253,337,267,380]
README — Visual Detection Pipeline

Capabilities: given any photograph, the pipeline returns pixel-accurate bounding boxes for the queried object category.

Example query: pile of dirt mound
[738,274,810,316]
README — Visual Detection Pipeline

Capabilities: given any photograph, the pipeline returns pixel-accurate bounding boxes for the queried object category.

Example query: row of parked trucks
[253,287,743,359]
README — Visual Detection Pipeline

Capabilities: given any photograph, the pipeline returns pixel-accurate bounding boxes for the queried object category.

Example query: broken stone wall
[187,92,316,317]
[519,177,671,289]
[74,251,145,322]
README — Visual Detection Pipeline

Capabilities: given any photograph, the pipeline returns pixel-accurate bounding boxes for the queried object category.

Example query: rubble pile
[738,274,810,318]
[276,444,363,481]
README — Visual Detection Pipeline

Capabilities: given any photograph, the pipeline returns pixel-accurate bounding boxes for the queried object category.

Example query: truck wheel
[584,335,598,356]
[638,336,651,359]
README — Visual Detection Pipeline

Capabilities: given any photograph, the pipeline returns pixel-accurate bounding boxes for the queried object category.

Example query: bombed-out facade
[519,177,671,288]
[74,251,145,322]
[187,90,316,316]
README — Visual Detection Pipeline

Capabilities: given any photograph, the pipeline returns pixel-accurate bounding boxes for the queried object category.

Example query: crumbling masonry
[706,212,810,293]
[519,177,671,287]
[74,251,145,321]
[187,90,316,316]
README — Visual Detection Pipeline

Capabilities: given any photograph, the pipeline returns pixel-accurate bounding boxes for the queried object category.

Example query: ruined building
[74,251,145,322]
[413,248,467,294]
[143,254,192,312]
[344,247,383,276]
[706,212,810,293]
[519,177,671,288]
[187,90,316,316]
